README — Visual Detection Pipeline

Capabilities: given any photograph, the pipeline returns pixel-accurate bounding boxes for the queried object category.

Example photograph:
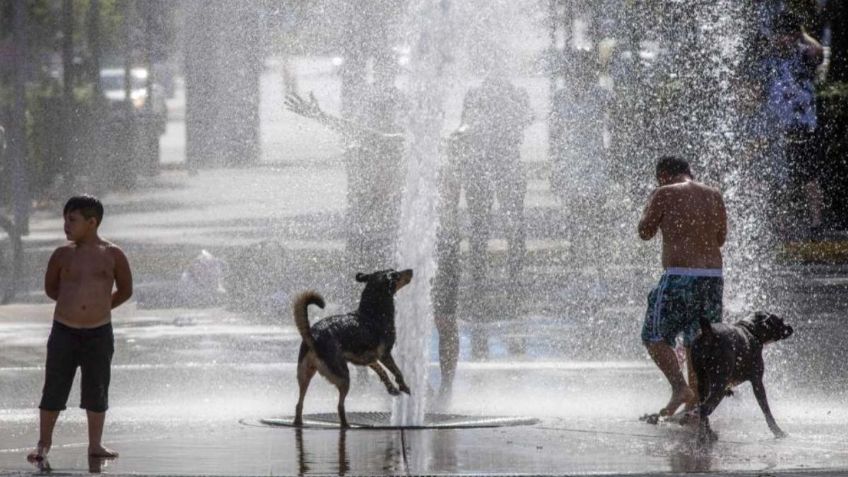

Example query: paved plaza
[2,59,847,476]
[2,159,847,475]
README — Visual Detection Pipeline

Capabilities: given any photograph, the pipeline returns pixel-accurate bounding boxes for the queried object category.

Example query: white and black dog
[292,269,413,427]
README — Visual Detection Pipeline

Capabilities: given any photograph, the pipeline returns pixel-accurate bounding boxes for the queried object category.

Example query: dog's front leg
[697,382,728,444]
[751,378,786,438]
[369,362,401,395]
[337,380,350,428]
[380,354,411,394]
[697,415,718,444]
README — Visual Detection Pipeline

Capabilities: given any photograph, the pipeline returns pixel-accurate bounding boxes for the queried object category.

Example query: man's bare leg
[647,342,694,416]
[684,346,699,411]
[27,410,59,461]
[87,411,118,458]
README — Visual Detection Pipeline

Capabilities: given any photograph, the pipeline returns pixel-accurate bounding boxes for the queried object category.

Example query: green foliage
[24,83,105,196]
[0,1,58,86]
[1,0,176,199]
[0,0,161,90]
[818,81,848,100]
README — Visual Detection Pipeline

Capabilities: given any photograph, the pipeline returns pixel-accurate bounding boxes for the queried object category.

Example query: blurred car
[330,44,412,74]
[100,67,168,134]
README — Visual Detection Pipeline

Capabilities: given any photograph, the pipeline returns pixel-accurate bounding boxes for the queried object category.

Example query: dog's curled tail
[293,291,325,349]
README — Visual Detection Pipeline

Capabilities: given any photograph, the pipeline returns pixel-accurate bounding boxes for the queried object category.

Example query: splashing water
[391,0,456,426]
[387,0,779,425]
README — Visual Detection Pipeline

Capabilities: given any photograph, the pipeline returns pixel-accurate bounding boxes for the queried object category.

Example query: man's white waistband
[664,267,723,278]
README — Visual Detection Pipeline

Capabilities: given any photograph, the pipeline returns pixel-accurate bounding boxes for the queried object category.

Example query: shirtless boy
[28,195,132,461]
[638,156,727,417]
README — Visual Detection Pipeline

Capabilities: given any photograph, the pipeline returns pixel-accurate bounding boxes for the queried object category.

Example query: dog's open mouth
[394,269,414,293]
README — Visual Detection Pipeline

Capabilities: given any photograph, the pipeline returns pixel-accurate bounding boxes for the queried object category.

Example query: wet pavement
[3,58,848,475]
[1,302,847,476]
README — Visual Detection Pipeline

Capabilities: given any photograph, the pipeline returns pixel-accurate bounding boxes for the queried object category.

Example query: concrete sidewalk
[1,302,847,477]
[4,165,848,475]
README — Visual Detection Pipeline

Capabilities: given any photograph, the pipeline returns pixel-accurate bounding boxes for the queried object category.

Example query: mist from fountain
[391,0,456,427]
[384,0,794,425]
[4,4,848,475]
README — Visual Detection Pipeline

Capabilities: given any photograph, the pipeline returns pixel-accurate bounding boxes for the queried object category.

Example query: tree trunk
[184,0,263,168]
[140,2,161,175]
[61,0,75,181]
[828,1,847,83]
[10,0,30,235]
[88,0,102,96]
[184,0,223,170]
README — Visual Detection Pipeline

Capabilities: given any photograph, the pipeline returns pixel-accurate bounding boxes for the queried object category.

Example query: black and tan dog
[691,311,794,442]
[292,269,413,427]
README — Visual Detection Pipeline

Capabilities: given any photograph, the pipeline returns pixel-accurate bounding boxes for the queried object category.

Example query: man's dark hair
[63,195,104,225]
[655,156,692,177]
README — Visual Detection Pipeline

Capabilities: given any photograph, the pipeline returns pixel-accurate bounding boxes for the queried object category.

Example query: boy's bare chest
[61,252,114,283]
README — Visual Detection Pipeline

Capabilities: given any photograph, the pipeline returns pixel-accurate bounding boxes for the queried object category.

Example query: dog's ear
[753,311,769,322]
[355,272,369,283]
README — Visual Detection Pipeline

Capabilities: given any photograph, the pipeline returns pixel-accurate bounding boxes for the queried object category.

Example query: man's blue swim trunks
[641,268,723,347]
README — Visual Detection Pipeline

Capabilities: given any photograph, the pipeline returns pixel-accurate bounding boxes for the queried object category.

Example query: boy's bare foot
[88,445,119,458]
[659,386,695,417]
[26,441,50,462]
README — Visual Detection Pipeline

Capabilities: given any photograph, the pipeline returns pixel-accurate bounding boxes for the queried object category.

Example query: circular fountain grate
[259,412,538,429]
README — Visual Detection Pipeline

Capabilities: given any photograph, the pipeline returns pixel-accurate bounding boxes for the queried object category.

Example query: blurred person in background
[761,11,825,239]
[453,62,533,359]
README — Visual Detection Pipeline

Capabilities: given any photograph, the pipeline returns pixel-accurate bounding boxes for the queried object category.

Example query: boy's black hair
[63,195,104,226]
[655,156,692,178]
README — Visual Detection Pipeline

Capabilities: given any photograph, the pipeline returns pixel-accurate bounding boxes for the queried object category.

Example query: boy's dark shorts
[39,321,114,413]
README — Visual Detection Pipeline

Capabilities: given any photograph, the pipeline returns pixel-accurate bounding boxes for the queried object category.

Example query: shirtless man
[284,91,406,305]
[638,156,727,417]
[29,195,132,462]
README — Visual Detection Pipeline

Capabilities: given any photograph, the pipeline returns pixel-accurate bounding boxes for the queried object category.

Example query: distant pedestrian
[550,53,609,207]
[549,52,613,281]
[761,11,825,238]
[454,69,533,359]
[431,135,464,397]
[29,195,133,462]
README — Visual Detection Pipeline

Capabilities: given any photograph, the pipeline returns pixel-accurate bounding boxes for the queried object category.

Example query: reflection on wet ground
[4,416,847,475]
[1,303,847,475]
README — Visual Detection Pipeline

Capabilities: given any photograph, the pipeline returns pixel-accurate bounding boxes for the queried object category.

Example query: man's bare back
[638,178,727,269]
[638,162,727,419]
[46,240,130,329]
